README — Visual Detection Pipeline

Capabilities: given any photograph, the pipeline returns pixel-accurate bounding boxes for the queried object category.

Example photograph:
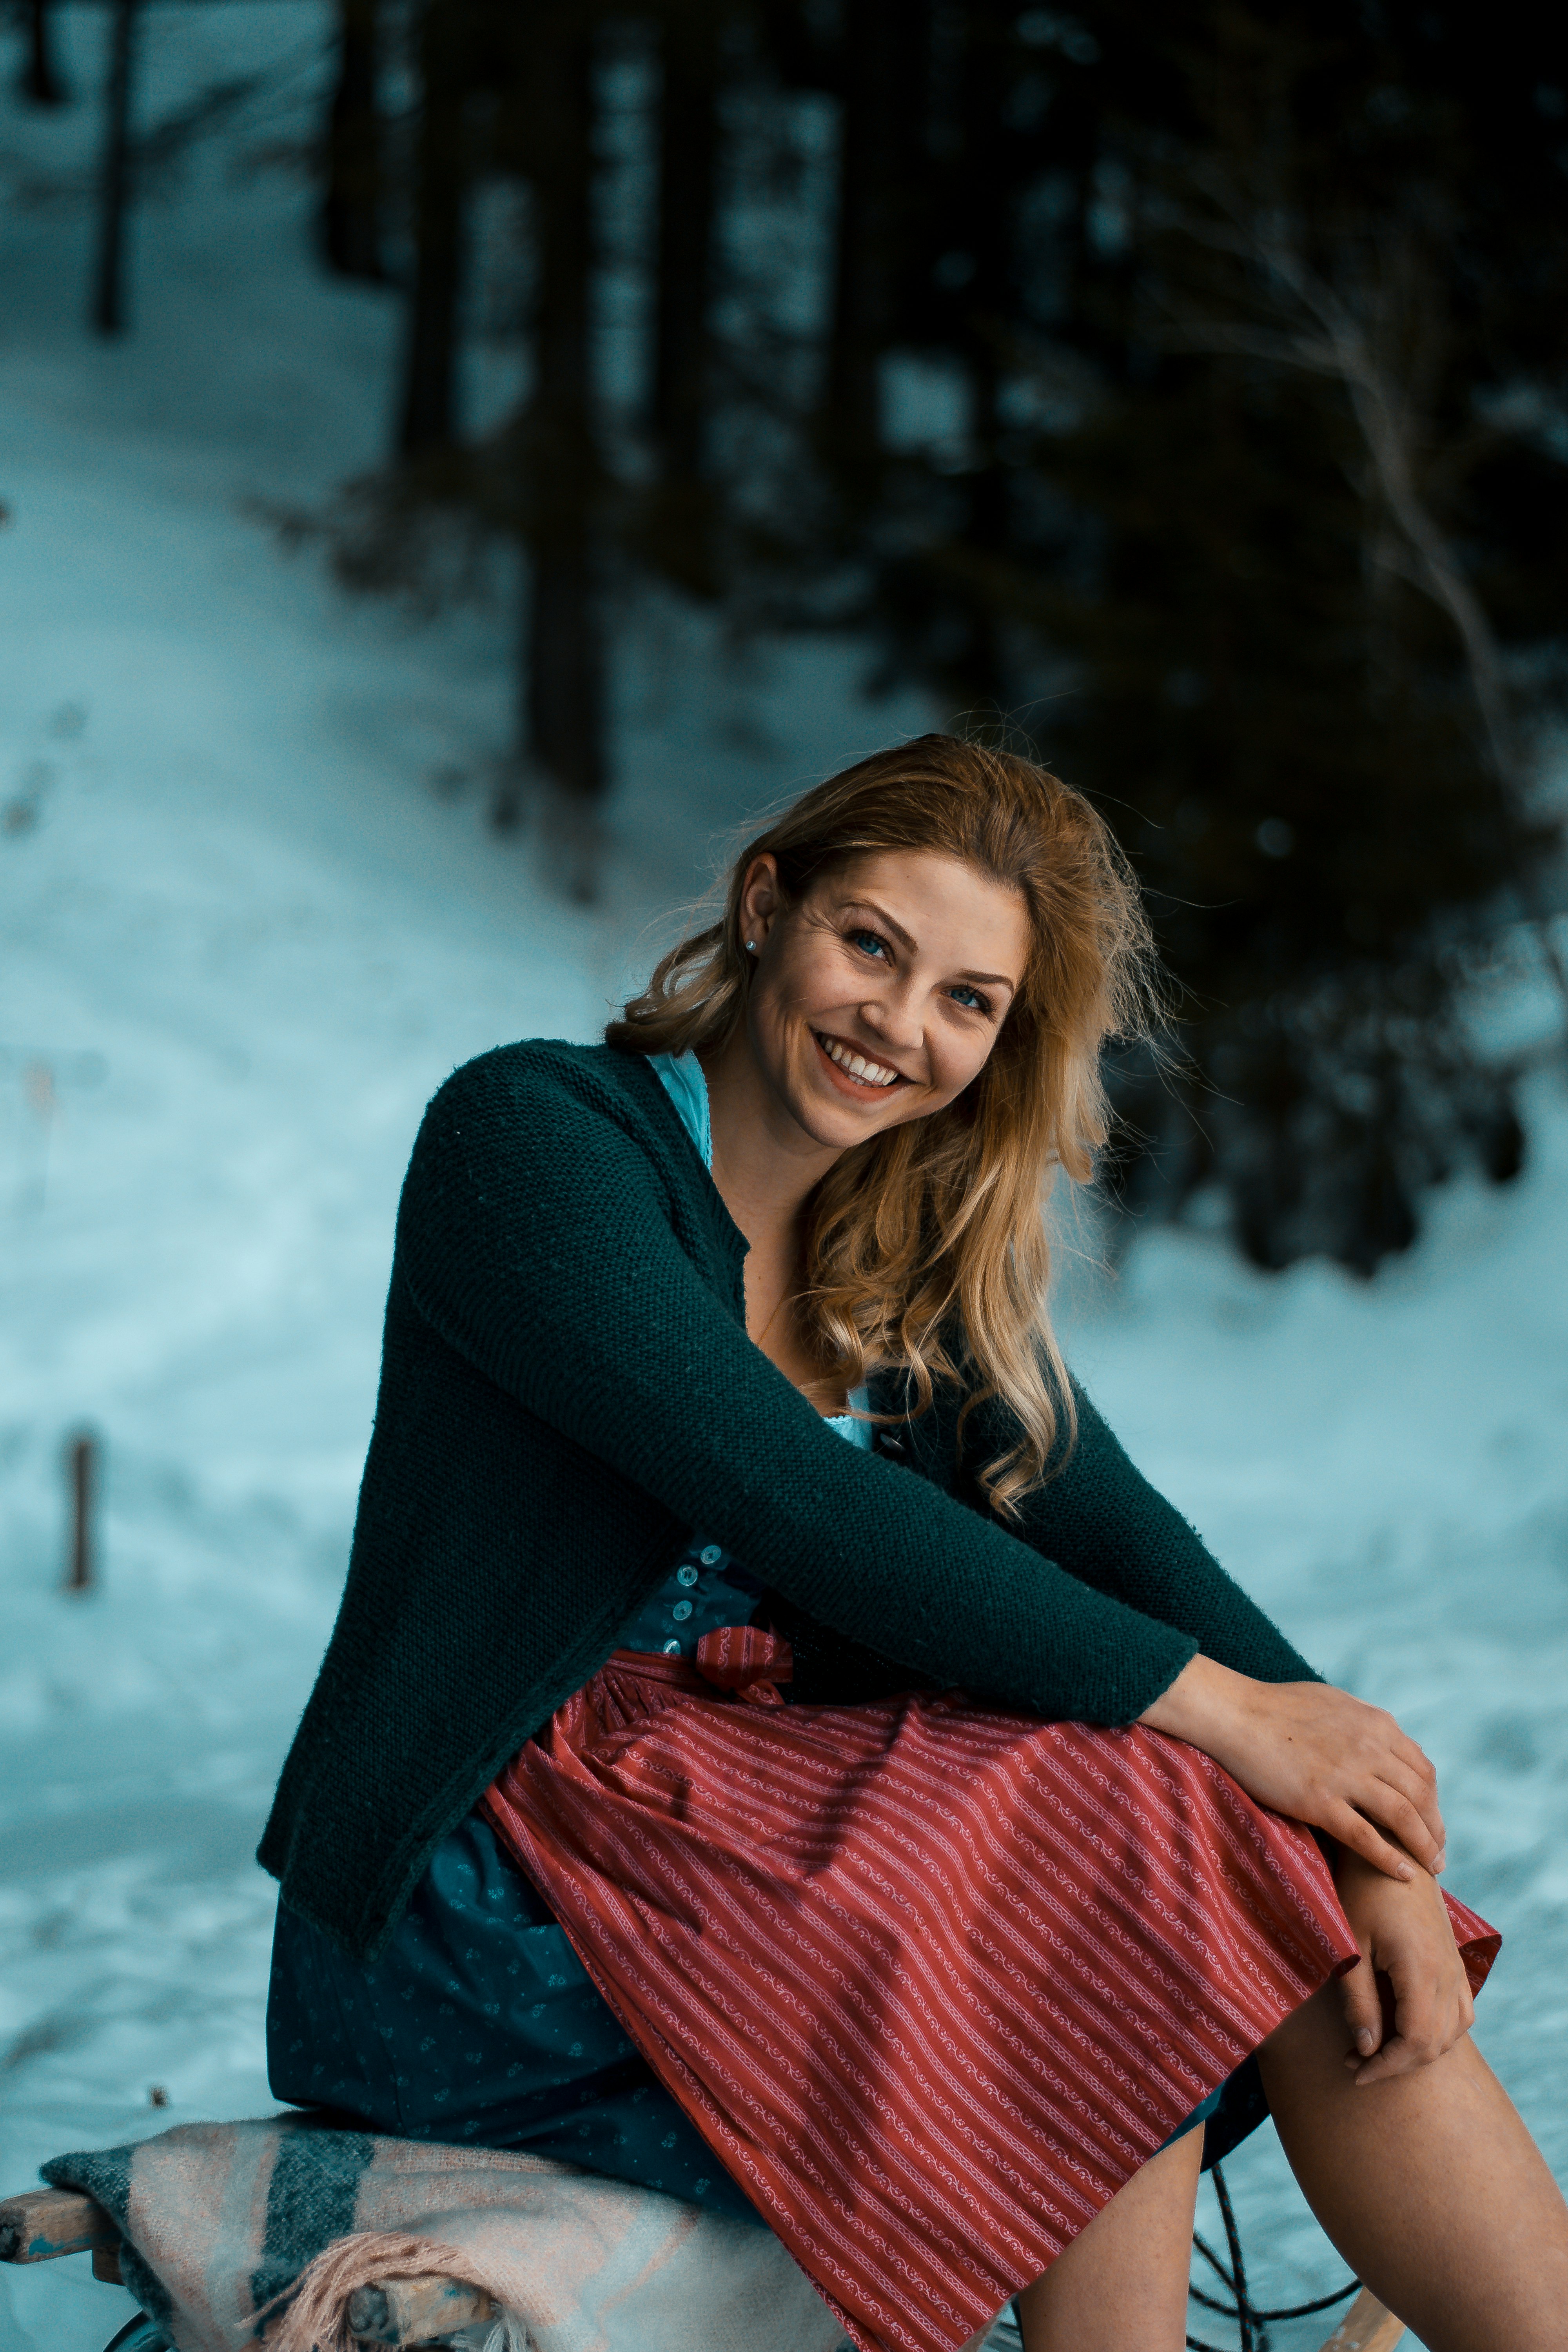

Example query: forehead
[822,848,1029,942]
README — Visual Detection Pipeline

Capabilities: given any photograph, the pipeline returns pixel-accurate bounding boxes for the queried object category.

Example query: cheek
[745,973,786,1059]
[781,936,848,1010]
[745,961,815,1083]
[924,1027,994,1103]
[760,937,842,1031]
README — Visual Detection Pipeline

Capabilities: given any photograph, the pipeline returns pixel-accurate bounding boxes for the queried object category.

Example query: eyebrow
[841,899,1020,993]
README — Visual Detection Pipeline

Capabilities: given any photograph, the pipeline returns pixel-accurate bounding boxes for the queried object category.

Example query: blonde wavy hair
[606,735,1161,1515]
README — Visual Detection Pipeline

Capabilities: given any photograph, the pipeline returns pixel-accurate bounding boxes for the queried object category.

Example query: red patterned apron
[483,1628,1498,2352]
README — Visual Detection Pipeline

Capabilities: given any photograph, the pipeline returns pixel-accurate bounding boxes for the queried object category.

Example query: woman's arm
[1140,1654,1447,1880]
[996,1381,1319,1685]
[392,1045,1199,1727]
[397,1040,1447,1893]
[993,1387,1446,1876]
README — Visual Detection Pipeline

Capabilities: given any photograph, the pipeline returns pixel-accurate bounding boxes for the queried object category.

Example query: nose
[858,975,924,1056]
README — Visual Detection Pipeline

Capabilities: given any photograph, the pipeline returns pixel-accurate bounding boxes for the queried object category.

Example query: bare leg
[1015,2123,1204,2352]
[1259,1984,1568,2352]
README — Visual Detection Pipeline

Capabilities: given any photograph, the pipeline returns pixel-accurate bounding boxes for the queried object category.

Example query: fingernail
[1435,1850,1446,1873]
[1397,1863,1412,1880]
[1356,2029,1375,2053]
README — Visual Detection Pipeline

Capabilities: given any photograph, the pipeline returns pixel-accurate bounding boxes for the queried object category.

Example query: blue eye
[949,985,991,1014]
[849,929,889,960]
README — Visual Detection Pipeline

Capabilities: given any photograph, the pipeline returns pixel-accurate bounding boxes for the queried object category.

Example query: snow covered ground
[2,12,1565,2352]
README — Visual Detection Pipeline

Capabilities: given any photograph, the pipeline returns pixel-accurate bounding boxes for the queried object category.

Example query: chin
[797,1065,909,1144]
[791,1090,871,1147]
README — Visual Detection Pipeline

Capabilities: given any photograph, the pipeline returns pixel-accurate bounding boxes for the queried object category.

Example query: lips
[815,1031,902,1087]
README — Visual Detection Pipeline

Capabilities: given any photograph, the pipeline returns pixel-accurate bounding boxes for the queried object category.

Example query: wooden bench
[0,2185,1405,2350]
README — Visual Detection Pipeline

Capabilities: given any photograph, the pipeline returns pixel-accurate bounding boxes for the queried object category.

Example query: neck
[697,1025,841,1256]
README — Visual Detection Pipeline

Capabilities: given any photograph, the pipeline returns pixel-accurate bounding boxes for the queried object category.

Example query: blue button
[671,1600,693,1621]
[662,1639,682,1655]
[676,1565,699,1587]
[700,1544,722,1566]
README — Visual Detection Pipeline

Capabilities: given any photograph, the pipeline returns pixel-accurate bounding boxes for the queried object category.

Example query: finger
[1383,1725,1437,1779]
[1372,1758,1447,1866]
[1390,1780,1446,1868]
[1388,1729,1439,1788]
[1327,1804,1415,1882]
[1349,1953,1452,2084]
[1352,2033,1427,2085]
[1365,1782,1446,1873]
[1354,2003,1470,2083]
[1431,1964,1474,2058]
[1336,1956,1382,2064]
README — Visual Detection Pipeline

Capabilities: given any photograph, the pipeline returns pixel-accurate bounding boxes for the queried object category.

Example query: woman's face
[736,848,1032,1152]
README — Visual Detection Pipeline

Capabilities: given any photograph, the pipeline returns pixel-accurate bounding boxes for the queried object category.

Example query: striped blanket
[42,2118,852,2352]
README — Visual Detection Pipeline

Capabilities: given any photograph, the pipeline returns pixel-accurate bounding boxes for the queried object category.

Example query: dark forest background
[16,0,1568,1276]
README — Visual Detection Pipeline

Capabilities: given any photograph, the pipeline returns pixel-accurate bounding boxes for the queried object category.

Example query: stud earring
[745,938,757,953]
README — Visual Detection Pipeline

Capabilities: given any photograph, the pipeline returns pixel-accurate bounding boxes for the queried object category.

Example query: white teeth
[818,1034,898,1086]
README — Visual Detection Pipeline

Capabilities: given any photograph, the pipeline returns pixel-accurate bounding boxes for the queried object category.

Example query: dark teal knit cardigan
[259,1040,1315,1961]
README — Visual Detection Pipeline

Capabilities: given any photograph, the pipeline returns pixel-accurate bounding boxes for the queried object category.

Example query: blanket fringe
[259,2229,526,2352]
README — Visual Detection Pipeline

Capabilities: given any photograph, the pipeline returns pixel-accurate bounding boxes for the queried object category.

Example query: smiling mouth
[814,1031,904,1089]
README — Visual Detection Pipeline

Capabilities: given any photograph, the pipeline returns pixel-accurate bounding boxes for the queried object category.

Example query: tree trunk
[398,0,468,457]
[516,7,604,814]
[652,0,720,483]
[940,0,1013,709]
[824,0,909,453]
[91,0,138,336]
[523,533,604,831]
[21,0,69,105]
[321,0,383,281]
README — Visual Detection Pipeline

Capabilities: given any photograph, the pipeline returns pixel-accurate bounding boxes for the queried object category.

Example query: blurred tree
[91,0,139,334]
[823,0,909,450]
[316,0,617,864]
[399,0,473,454]
[303,0,1567,1269]
[1021,3,1568,1269]
[611,0,725,613]
[651,2,720,487]
[782,0,1567,1270]
[507,1,606,829]
[321,0,384,281]
[19,14,268,331]
[17,0,68,106]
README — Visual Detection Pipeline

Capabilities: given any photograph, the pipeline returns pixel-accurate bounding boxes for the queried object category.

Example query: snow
[1057,1082,1568,2339]
[2,11,1565,2352]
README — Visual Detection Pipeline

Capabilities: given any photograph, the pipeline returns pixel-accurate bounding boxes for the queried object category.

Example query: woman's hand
[1139,1654,1446,1880]
[1332,1845,1474,2083]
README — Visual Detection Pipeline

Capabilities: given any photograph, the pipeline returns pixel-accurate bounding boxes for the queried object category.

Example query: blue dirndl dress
[265,1054,1257,2223]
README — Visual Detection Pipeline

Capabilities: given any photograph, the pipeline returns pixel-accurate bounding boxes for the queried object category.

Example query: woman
[262,737,1568,2352]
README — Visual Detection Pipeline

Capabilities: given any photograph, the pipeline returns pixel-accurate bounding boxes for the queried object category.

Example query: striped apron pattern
[483,1628,1499,2352]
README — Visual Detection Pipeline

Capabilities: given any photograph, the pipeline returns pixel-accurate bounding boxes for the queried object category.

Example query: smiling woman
[607,738,1158,1511]
[261,735,1568,2352]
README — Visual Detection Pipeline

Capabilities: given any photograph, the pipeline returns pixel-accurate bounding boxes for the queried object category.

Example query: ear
[738,854,782,947]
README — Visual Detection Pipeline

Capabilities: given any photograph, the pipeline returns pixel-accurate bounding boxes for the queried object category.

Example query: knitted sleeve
[394,1047,1199,1726]
[996,1385,1320,1686]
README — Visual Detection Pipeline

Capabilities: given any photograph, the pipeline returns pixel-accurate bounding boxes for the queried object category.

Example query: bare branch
[1161,179,1568,1024]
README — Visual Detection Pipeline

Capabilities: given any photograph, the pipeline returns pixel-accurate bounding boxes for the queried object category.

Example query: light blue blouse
[618,1055,870,1659]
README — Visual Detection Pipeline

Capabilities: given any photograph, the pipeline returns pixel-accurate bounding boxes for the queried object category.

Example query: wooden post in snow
[65,1431,96,1592]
